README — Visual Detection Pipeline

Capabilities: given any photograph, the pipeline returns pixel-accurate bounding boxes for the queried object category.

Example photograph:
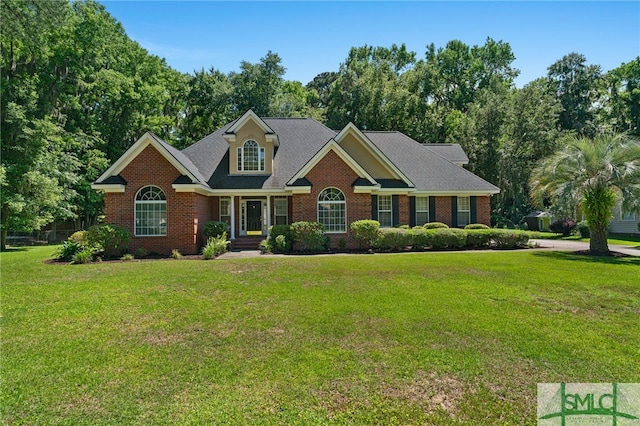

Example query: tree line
[1,0,639,248]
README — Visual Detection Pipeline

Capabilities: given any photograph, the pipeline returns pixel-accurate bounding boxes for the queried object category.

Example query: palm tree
[530,134,640,255]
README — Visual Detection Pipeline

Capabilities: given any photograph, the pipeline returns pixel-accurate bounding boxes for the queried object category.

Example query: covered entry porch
[213,194,291,240]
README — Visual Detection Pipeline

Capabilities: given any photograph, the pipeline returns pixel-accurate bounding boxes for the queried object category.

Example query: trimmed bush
[377,228,412,251]
[350,220,380,249]
[86,223,131,258]
[268,224,294,253]
[409,227,430,249]
[576,221,590,238]
[202,232,230,259]
[464,223,490,230]
[491,229,531,249]
[466,229,493,248]
[204,221,228,239]
[429,228,467,249]
[549,219,576,236]
[291,221,326,253]
[424,222,449,229]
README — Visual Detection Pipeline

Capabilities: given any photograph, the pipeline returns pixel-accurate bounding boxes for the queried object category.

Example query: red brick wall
[103,145,213,255]
[291,149,372,248]
[434,196,453,225]
[476,196,492,226]
[398,195,410,225]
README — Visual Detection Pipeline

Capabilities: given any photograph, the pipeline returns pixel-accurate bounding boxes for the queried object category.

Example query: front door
[246,201,262,234]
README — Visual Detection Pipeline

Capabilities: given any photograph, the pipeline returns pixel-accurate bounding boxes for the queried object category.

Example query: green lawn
[2,247,639,425]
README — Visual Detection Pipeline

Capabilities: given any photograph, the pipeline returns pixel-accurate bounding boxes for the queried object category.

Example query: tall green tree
[547,53,601,136]
[530,134,640,255]
[179,67,233,147]
[496,79,561,225]
[229,51,286,117]
[597,57,640,136]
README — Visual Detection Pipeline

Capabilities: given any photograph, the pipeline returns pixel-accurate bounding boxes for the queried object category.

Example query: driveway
[530,239,640,256]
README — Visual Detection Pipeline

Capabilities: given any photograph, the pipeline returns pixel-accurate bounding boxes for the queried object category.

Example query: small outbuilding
[525,211,551,232]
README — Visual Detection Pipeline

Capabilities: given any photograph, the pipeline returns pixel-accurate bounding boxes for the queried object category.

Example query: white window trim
[378,195,393,228]
[457,196,470,227]
[134,186,167,237]
[274,197,288,225]
[318,187,346,233]
[238,140,265,172]
[416,196,429,225]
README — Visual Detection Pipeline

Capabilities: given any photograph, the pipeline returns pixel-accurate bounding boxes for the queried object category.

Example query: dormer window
[237,140,265,172]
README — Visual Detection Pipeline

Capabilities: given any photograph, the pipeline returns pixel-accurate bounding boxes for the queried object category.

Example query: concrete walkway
[530,239,640,256]
[217,241,640,259]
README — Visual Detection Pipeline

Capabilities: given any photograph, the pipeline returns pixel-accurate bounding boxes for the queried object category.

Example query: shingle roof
[147,132,207,184]
[182,118,337,189]
[363,132,499,193]
[180,118,498,193]
[422,143,469,165]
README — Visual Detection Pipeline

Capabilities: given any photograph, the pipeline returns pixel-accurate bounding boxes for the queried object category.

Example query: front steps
[230,236,263,251]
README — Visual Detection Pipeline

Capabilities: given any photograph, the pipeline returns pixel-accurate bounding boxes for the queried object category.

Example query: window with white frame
[318,188,346,233]
[135,186,166,236]
[457,196,470,227]
[378,195,393,228]
[237,140,265,172]
[274,197,288,225]
[416,197,429,226]
[219,197,231,226]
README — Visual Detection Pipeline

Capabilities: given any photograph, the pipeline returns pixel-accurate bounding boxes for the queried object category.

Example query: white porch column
[230,195,236,240]
[266,195,271,232]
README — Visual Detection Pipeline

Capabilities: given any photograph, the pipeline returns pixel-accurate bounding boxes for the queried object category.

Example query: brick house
[92,110,499,254]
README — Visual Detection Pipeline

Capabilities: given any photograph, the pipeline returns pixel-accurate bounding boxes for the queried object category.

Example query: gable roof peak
[225,109,275,135]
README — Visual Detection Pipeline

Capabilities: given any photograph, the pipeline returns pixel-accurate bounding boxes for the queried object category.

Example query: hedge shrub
[377,228,413,251]
[291,221,327,253]
[464,223,490,230]
[268,224,294,253]
[465,229,493,248]
[350,220,380,248]
[491,229,531,249]
[549,219,576,236]
[86,223,131,258]
[204,221,228,238]
[424,222,449,229]
[428,228,467,249]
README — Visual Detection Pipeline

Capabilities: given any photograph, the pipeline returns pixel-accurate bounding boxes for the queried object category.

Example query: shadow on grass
[0,247,30,253]
[532,250,640,266]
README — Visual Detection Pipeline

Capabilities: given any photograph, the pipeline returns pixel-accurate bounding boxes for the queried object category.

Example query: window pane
[318,188,345,232]
[378,195,392,227]
[135,186,167,236]
[416,212,429,226]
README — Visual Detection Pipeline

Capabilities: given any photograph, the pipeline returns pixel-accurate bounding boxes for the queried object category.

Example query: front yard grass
[1,246,639,425]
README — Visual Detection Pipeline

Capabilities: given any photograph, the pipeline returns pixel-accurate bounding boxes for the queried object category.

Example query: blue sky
[102,1,639,86]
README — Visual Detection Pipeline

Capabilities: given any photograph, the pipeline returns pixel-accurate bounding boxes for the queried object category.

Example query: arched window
[318,188,346,233]
[237,140,265,172]
[135,186,167,236]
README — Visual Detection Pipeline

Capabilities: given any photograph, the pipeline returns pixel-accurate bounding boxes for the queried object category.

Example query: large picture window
[237,140,265,172]
[457,196,470,227]
[135,186,166,236]
[318,188,346,233]
[416,196,429,226]
[378,195,393,228]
